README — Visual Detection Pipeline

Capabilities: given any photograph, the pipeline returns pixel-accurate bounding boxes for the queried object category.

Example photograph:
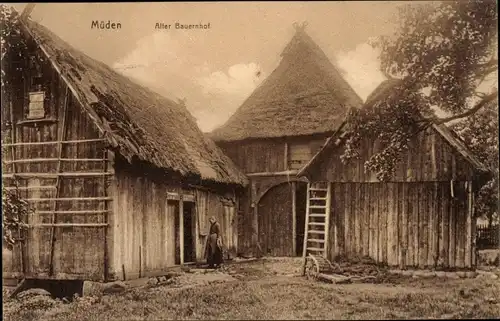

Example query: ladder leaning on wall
[301,181,333,276]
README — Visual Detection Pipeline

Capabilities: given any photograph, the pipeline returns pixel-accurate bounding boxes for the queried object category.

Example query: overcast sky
[13,2,428,132]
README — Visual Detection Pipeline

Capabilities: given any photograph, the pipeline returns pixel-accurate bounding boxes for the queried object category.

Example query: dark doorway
[173,201,181,265]
[295,182,308,256]
[183,202,196,263]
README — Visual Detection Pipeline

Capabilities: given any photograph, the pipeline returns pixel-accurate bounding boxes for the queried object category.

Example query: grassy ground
[3,257,500,320]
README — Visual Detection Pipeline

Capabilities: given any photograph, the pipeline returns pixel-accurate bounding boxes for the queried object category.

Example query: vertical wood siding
[111,168,240,280]
[196,190,239,260]
[328,181,474,269]
[217,135,329,174]
[287,137,326,170]
[310,128,475,183]
[2,43,109,280]
[218,139,286,173]
[257,183,295,256]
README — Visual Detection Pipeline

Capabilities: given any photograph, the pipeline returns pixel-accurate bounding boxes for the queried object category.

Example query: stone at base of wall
[388,269,498,279]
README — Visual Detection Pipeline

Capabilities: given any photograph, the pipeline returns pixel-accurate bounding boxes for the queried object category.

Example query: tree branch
[433,90,498,124]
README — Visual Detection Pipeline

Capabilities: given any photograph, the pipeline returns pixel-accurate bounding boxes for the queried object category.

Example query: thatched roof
[209,27,363,142]
[22,19,247,186]
[298,80,489,176]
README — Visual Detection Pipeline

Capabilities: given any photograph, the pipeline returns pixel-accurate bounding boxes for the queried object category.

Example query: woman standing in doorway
[205,216,223,268]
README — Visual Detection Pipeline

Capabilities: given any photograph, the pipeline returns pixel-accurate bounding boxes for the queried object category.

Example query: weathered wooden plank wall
[217,135,329,174]
[327,181,474,269]
[111,167,240,280]
[237,186,254,256]
[218,139,286,173]
[196,190,239,260]
[2,42,110,280]
[257,182,295,256]
[287,138,326,170]
[309,128,475,183]
[305,126,478,269]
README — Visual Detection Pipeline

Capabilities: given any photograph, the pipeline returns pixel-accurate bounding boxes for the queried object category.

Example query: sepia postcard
[1,2,498,320]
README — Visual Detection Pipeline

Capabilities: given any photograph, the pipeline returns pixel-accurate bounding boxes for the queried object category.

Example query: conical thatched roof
[21,19,247,186]
[210,26,363,142]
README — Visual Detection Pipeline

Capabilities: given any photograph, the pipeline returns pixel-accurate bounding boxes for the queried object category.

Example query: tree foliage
[342,1,498,183]
[1,5,31,247]
[451,101,499,225]
[2,187,31,248]
[1,5,27,98]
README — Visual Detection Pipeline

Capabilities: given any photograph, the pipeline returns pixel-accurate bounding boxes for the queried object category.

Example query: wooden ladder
[301,181,331,275]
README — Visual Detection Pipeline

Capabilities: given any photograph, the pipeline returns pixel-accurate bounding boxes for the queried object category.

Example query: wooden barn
[210,23,363,257]
[297,80,491,270]
[1,16,247,282]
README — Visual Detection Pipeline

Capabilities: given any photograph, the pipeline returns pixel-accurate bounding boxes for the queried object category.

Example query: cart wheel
[305,257,319,280]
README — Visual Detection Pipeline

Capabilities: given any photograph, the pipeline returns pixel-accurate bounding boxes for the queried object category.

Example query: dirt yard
[3,257,500,320]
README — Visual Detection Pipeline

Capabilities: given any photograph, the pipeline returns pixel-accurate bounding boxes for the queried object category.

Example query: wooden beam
[3,186,57,191]
[20,4,36,21]
[5,158,109,163]
[465,181,472,268]
[431,133,437,180]
[301,183,311,276]
[49,87,69,277]
[2,138,105,147]
[284,142,289,170]
[292,181,297,256]
[25,197,113,202]
[61,158,108,162]
[3,172,114,178]
[247,170,298,177]
[103,149,111,281]
[9,96,26,275]
[31,223,109,228]
[179,200,185,265]
[35,210,112,214]
[324,183,332,258]
[4,158,59,164]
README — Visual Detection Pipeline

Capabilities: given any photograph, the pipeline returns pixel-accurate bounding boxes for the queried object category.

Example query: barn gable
[298,82,489,183]
[299,124,488,183]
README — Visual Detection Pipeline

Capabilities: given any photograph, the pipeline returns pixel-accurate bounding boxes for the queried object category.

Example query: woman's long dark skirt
[206,234,223,268]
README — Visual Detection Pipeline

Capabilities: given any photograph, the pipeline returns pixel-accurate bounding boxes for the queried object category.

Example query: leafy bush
[2,187,31,248]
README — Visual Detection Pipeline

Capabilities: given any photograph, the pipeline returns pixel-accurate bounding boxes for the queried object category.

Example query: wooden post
[324,183,332,258]
[431,134,437,180]
[284,142,289,170]
[301,183,311,276]
[8,99,26,275]
[122,264,126,281]
[179,199,184,265]
[292,181,297,256]
[48,87,69,276]
[250,182,260,256]
[465,181,472,268]
[104,150,115,282]
[139,246,142,278]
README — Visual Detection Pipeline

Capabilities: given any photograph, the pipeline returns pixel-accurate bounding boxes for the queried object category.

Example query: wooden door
[166,200,178,266]
[257,183,294,257]
[223,204,237,258]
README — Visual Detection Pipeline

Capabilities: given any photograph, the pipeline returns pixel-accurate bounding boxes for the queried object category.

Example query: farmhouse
[2,17,247,282]
[210,23,363,257]
[297,79,491,270]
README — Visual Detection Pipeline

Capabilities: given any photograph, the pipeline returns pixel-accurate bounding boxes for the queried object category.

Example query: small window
[27,91,45,119]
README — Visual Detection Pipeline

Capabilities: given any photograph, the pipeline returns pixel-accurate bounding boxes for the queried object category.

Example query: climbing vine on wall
[1,5,32,248]
[2,186,31,248]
